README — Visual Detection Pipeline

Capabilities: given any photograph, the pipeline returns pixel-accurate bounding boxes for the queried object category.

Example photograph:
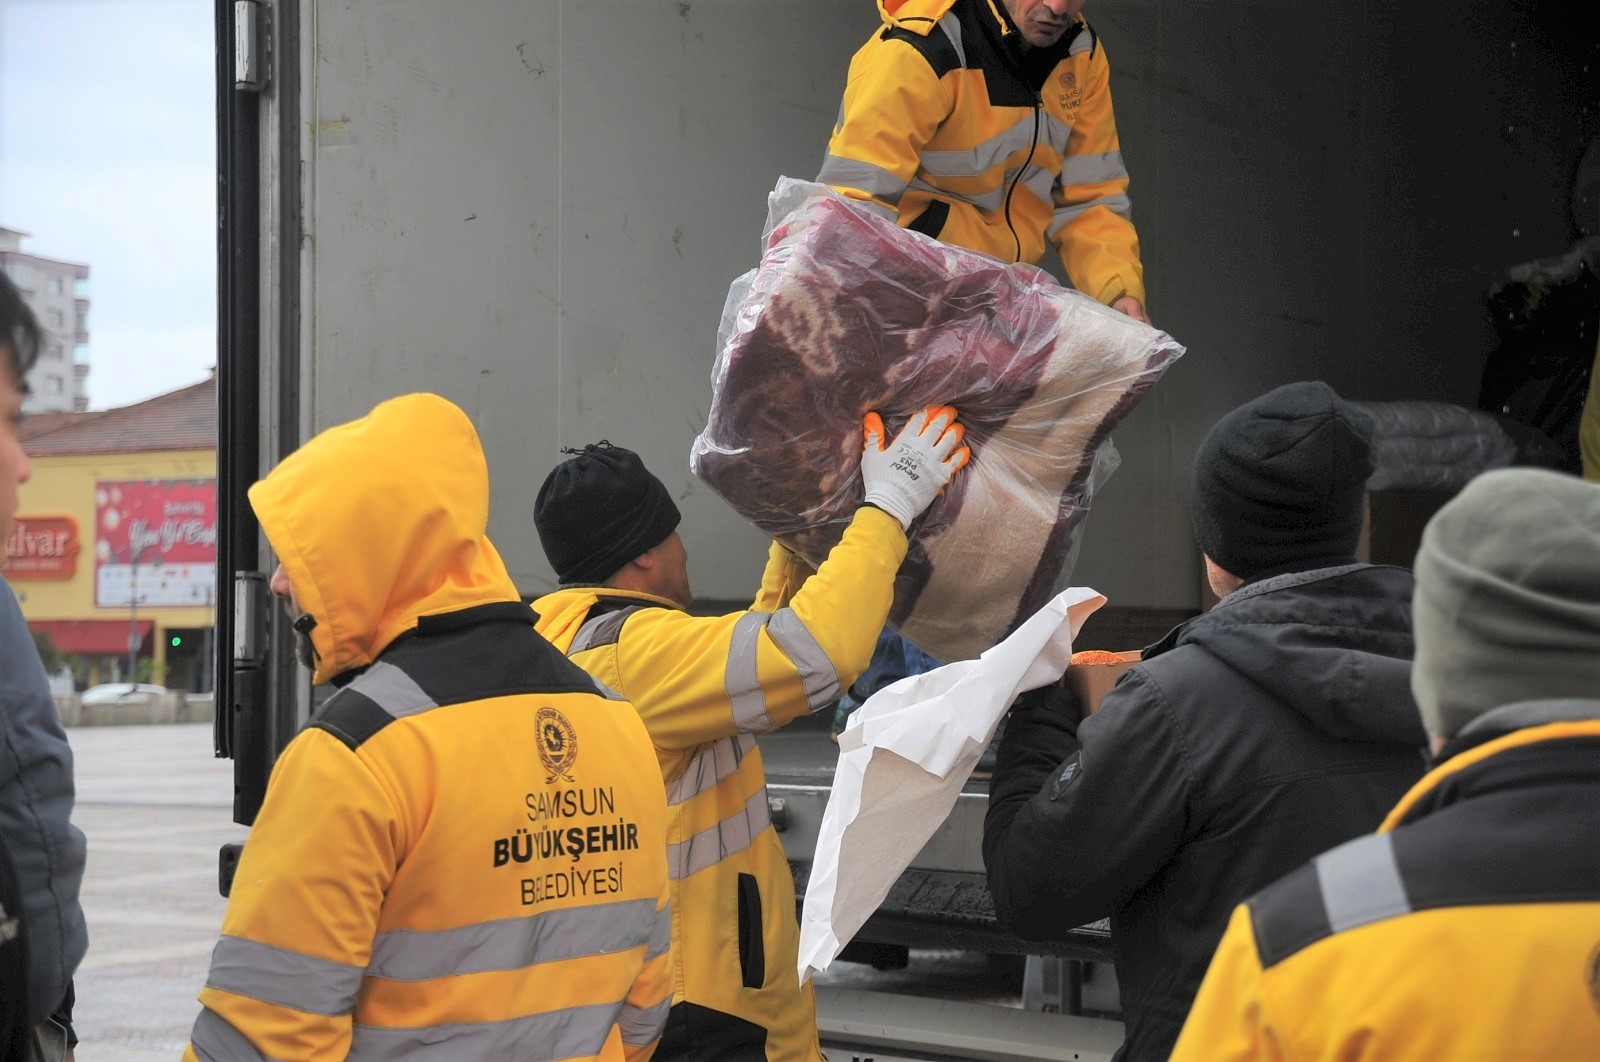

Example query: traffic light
[170,635,184,649]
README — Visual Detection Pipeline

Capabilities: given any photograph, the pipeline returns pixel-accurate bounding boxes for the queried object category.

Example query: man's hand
[1111,295,1151,325]
[860,405,971,530]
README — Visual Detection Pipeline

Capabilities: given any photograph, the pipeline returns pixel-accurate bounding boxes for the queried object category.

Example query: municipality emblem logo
[536,707,579,783]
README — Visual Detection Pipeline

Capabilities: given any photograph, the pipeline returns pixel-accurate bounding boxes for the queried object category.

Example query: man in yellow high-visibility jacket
[533,407,971,1062]
[821,0,1148,324]
[186,394,673,1062]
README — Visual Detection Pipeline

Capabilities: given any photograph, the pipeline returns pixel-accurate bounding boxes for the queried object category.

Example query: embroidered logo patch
[1057,71,1081,115]
[536,707,579,783]
[1049,752,1083,799]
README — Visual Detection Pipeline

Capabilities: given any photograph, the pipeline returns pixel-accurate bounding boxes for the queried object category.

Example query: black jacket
[984,564,1429,1060]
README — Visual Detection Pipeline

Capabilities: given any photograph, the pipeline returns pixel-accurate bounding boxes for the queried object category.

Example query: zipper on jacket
[1002,94,1042,264]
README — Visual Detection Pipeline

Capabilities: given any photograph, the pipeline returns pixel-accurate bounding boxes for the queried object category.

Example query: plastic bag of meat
[690,179,1184,663]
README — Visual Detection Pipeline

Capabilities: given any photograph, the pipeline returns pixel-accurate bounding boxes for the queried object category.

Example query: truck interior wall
[285,1,1598,616]
[1070,0,1599,612]
[292,0,875,601]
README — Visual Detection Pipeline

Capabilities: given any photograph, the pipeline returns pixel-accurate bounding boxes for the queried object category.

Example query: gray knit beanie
[1412,468,1600,740]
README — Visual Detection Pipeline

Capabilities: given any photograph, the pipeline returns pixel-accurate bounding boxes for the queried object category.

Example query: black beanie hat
[1190,381,1374,583]
[535,442,682,585]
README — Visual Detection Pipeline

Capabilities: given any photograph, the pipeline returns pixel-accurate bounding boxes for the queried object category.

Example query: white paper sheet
[797,586,1107,983]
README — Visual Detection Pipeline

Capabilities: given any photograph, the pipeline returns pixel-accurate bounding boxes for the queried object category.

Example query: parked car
[79,683,167,705]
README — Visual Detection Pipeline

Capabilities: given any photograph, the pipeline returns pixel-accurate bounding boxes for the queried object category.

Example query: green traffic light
[170,636,182,648]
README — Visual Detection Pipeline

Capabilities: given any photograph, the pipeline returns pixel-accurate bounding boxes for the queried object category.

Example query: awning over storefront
[29,619,154,656]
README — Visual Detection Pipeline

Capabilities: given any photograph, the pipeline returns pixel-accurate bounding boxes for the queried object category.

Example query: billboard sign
[95,479,218,608]
[2,515,80,580]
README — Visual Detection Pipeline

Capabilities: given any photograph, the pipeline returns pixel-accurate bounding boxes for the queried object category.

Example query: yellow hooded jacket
[534,505,907,1061]
[820,0,1144,308]
[1172,713,1600,1060]
[185,394,672,1062]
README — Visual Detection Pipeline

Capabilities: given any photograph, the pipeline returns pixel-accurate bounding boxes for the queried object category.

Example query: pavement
[67,723,245,1061]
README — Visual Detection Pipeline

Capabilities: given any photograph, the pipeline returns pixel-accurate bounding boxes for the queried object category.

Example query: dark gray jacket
[984,564,1429,1060]
[0,579,86,1025]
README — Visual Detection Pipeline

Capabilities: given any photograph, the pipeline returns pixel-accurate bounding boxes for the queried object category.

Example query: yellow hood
[248,393,519,685]
[878,0,961,32]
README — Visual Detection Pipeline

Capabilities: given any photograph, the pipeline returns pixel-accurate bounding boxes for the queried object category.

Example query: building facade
[0,225,91,413]
[7,378,216,690]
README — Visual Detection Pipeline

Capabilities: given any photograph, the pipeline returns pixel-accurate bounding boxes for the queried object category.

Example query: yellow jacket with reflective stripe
[185,394,671,1062]
[821,0,1144,307]
[1173,710,1600,1061]
[534,505,906,1062]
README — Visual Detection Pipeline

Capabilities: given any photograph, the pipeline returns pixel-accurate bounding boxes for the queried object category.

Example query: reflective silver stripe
[908,176,1003,214]
[1058,150,1128,188]
[667,788,771,880]
[667,734,756,805]
[816,154,909,204]
[589,676,626,701]
[1315,833,1412,934]
[367,899,657,982]
[347,659,436,719]
[569,607,637,654]
[1068,26,1094,55]
[767,609,842,710]
[936,11,967,67]
[726,612,775,733]
[1041,112,1074,155]
[1021,164,1055,208]
[619,995,672,1047]
[1047,192,1133,235]
[646,901,672,960]
[855,199,900,222]
[920,113,1037,178]
[189,1007,266,1062]
[348,1001,624,1061]
[205,934,364,1017]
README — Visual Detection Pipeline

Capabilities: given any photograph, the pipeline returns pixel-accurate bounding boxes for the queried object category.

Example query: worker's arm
[750,539,813,613]
[984,666,1191,934]
[617,408,969,751]
[614,505,905,751]
[185,730,397,1062]
[1048,41,1146,312]
[818,36,951,222]
[0,582,87,1029]
[618,881,673,1062]
[1170,904,1285,1061]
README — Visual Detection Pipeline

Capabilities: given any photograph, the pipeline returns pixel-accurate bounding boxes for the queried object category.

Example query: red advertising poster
[2,516,80,579]
[95,479,218,608]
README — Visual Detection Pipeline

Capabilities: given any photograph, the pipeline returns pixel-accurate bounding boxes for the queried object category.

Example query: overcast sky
[0,0,214,410]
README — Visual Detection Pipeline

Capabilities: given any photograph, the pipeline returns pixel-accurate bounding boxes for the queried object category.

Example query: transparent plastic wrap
[691,179,1184,662]
[1353,400,1516,492]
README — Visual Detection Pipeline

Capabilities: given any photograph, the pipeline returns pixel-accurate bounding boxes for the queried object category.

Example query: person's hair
[0,271,41,387]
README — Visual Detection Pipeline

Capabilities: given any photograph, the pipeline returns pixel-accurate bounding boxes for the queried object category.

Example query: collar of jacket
[569,585,681,611]
[533,584,684,653]
[979,0,1087,79]
[1378,700,1600,831]
[1143,562,1398,658]
[323,601,538,687]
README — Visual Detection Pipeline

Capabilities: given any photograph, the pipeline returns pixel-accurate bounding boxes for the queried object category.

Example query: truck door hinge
[233,571,269,667]
[234,0,269,92]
